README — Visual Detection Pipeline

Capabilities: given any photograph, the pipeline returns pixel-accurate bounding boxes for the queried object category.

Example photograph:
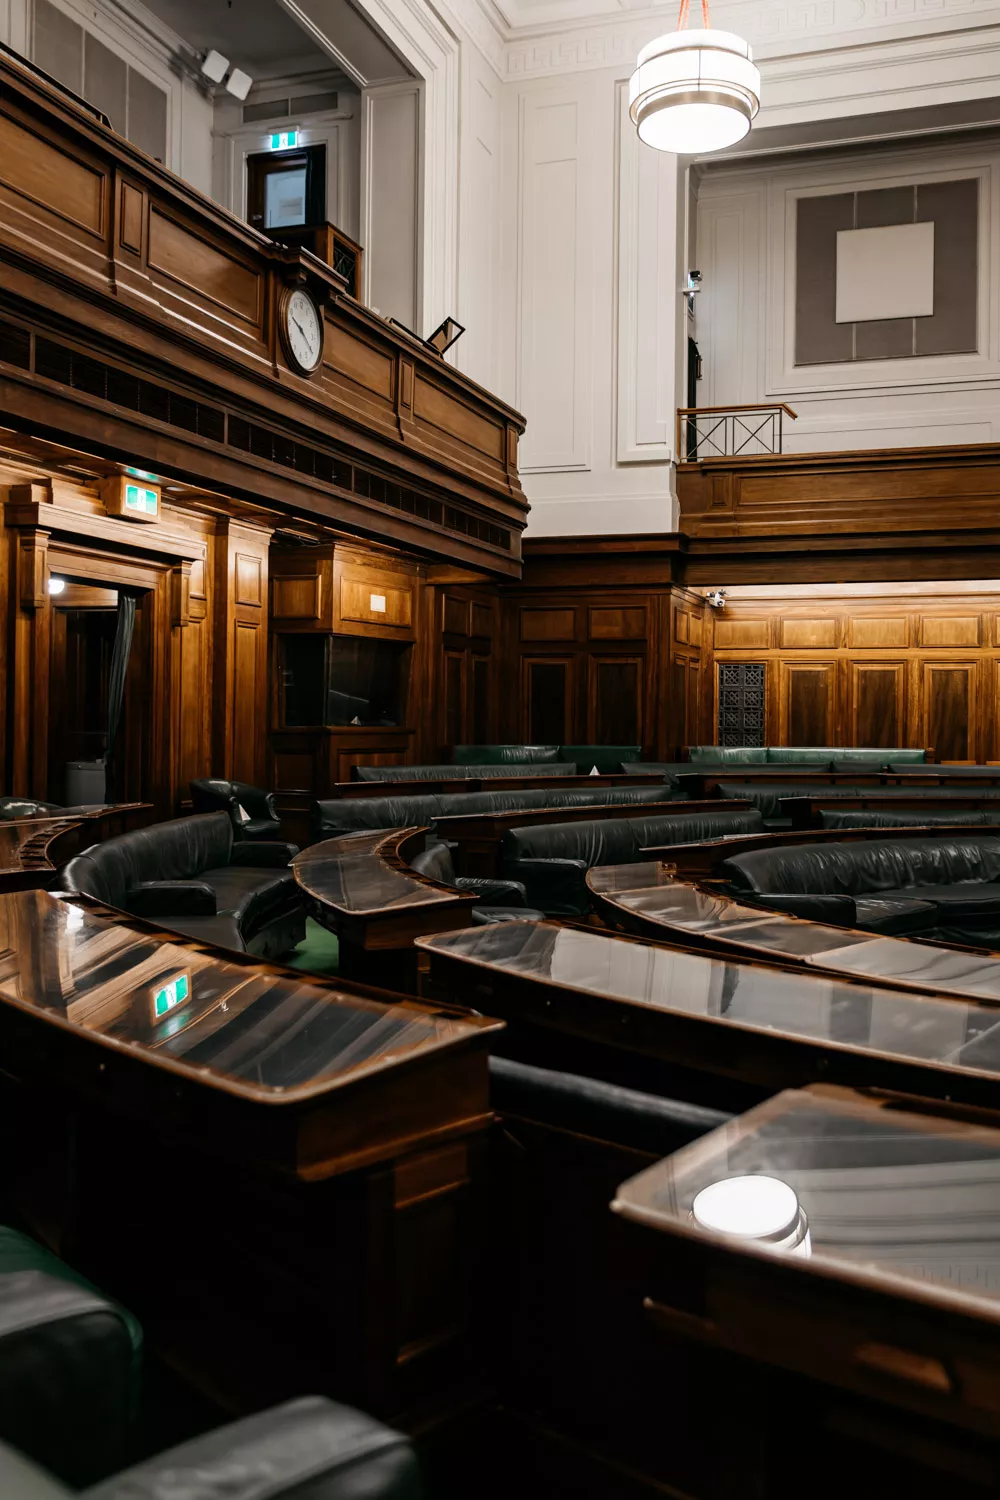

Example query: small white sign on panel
[835,221,935,324]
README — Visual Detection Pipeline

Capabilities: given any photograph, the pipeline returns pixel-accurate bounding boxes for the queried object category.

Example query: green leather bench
[685,745,928,765]
[453,745,643,774]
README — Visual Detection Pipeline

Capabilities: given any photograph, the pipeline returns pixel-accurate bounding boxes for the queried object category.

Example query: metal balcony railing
[677,403,798,461]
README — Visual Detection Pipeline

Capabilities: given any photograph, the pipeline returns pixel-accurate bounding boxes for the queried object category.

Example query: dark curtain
[105,593,137,802]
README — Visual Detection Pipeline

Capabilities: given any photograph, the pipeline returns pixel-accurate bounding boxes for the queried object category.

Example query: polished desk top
[0,889,493,1104]
[587,862,1000,1004]
[0,804,151,878]
[614,1087,1000,1319]
[292,830,469,917]
[417,919,1000,1108]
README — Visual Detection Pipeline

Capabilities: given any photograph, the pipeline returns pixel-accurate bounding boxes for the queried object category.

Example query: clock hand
[290,312,309,340]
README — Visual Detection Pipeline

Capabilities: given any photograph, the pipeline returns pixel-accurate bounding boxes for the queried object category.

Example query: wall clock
[280,286,324,376]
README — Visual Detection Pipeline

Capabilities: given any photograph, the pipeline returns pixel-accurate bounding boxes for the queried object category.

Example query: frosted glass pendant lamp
[629,0,760,155]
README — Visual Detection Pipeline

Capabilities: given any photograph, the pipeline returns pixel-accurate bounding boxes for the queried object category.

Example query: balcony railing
[677,403,798,461]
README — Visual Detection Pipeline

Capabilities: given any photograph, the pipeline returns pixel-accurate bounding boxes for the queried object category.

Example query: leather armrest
[746,892,857,924]
[82,1396,423,1500]
[229,841,299,867]
[128,881,217,916]
[457,877,528,906]
[0,1269,139,1488]
[506,857,589,916]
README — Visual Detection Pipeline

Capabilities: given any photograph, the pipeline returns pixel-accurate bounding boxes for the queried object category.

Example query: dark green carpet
[285,917,340,976]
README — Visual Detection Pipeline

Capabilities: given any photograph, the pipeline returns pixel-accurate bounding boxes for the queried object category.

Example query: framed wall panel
[522,656,573,745]
[589,655,642,744]
[849,661,906,748]
[780,660,837,746]
[923,660,977,761]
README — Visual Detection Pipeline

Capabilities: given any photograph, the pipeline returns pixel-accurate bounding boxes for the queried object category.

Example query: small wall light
[201,50,229,83]
[705,588,727,609]
[226,68,253,101]
[48,577,66,595]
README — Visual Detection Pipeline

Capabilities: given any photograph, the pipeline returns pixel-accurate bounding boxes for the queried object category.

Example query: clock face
[283,287,323,374]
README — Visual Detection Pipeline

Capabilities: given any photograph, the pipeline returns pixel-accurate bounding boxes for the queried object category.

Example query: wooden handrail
[676,402,799,418]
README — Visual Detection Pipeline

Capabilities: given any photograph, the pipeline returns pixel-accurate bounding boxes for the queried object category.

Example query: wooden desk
[614,1086,1000,1465]
[587,859,1000,1003]
[0,888,501,1427]
[293,827,476,989]
[417,919,1000,1111]
[0,803,150,890]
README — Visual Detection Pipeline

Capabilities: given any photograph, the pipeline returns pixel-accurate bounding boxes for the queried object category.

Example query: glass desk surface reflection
[614,1088,1000,1315]
[417,920,1000,1079]
[587,863,1000,1003]
[0,889,486,1100]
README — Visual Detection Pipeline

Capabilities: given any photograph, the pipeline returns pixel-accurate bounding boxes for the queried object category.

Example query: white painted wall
[361,80,420,326]
[695,138,1000,454]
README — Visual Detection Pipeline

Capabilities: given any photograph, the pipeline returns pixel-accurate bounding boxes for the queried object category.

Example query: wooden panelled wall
[0,456,269,815]
[709,589,1000,760]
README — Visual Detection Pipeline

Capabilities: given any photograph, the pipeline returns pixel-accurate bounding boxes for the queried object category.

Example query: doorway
[47,581,147,806]
[246,143,326,232]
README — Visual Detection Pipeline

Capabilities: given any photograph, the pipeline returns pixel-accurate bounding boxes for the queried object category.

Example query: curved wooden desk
[0,803,150,891]
[417,918,1000,1111]
[0,886,500,1424]
[293,828,476,988]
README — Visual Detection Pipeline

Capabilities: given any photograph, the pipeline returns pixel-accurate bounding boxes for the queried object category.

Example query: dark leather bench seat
[717,781,1000,829]
[58,812,304,957]
[6,1396,422,1500]
[311,783,679,839]
[720,834,1000,942]
[502,808,765,916]
[822,808,1000,829]
[353,761,577,781]
[686,745,927,765]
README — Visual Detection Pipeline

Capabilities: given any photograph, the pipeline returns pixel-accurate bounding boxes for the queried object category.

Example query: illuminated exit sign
[270,130,297,150]
[124,483,158,516]
[152,972,189,1020]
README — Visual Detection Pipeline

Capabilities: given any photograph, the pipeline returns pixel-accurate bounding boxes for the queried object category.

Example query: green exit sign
[124,482,158,516]
[153,973,189,1019]
[270,130,297,150]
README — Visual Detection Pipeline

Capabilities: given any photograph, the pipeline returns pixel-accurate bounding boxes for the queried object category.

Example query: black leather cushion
[353,762,576,782]
[190,780,281,840]
[852,897,940,934]
[410,841,527,906]
[0,1225,142,1488]
[889,884,1000,919]
[408,840,457,883]
[60,813,234,910]
[83,1396,422,1500]
[452,745,561,765]
[310,784,677,839]
[821,809,1000,829]
[490,1057,730,1157]
[202,866,298,926]
[721,835,1000,899]
[504,809,764,915]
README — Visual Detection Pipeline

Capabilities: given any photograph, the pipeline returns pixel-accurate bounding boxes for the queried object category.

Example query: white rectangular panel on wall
[458,52,500,391]
[696,187,764,408]
[615,84,677,464]
[362,82,419,331]
[517,86,594,472]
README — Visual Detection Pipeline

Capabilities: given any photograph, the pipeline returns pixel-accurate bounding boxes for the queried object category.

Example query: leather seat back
[504,808,764,866]
[59,813,234,908]
[354,762,576,781]
[409,841,455,883]
[311,783,677,838]
[311,794,444,838]
[821,809,1000,829]
[721,834,1000,897]
[452,745,561,765]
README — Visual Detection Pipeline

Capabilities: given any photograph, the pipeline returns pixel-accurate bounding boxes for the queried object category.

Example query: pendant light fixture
[628,0,760,156]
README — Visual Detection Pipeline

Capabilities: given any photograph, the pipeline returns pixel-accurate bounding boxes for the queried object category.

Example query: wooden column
[212,519,272,786]
[8,523,52,798]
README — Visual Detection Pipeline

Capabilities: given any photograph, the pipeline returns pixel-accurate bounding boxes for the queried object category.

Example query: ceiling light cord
[676,0,712,30]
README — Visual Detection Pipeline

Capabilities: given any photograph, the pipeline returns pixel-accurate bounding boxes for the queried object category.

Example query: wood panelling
[322,324,395,401]
[213,519,270,788]
[339,577,413,630]
[519,608,576,642]
[148,210,261,326]
[589,606,646,640]
[848,616,909,649]
[714,617,770,650]
[413,378,505,462]
[780,618,838,649]
[443,595,469,635]
[272,574,324,621]
[919,615,981,647]
[850,662,906,749]
[924,662,976,762]
[471,602,493,638]
[0,114,104,233]
[590,656,643,744]
[781,662,837,746]
[119,183,143,256]
[522,658,573,745]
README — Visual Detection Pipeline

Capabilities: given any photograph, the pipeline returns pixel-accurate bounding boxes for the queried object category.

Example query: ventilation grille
[242,89,338,125]
[2,321,511,553]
